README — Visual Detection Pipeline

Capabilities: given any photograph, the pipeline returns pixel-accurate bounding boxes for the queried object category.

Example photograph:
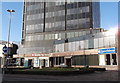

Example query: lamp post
[6,9,15,68]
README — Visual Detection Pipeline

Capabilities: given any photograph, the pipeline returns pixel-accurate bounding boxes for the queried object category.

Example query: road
[0,69,3,83]
[1,70,119,82]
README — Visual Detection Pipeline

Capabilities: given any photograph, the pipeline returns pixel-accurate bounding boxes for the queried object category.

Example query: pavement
[0,69,3,83]
[1,70,119,82]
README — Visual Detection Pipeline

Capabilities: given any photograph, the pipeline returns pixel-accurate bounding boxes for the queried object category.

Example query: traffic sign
[2,45,7,54]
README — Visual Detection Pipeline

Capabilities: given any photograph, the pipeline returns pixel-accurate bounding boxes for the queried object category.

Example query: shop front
[24,53,50,68]
[51,49,98,67]
[98,47,118,70]
[13,54,24,67]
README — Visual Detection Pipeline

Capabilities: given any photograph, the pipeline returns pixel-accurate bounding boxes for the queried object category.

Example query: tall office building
[21,0,100,54]
[17,1,117,69]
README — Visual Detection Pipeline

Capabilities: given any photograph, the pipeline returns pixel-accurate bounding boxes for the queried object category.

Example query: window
[41,13,44,18]
[61,33,65,39]
[82,31,86,35]
[27,15,30,20]
[85,6,89,12]
[45,23,48,28]
[45,34,49,40]
[109,36,115,46]
[27,36,32,41]
[26,25,29,30]
[75,32,79,37]
[70,32,74,37]
[84,40,88,49]
[80,40,84,49]
[72,55,99,66]
[71,42,76,51]
[51,34,55,39]
[67,32,71,38]
[61,21,65,27]
[104,37,110,47]
[94,38,99,48]
[40,35,44,40]
[58,33,62,39]
[67,9,70,15]
[98,38,104,48]
[26,36,28,41]
[46,13,48,18]
[48,34,52,40]
[34,24,37,29]
[55,34,58,39]
[75,41,80,50]
[68,42,72,51]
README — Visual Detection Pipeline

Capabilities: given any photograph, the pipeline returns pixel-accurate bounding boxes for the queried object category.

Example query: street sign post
[2,45,7,55]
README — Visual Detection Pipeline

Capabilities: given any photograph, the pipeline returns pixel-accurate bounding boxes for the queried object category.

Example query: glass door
[112,54,117,65]
[106,54,110,65]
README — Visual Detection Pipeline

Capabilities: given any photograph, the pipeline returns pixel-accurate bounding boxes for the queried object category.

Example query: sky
[1,1,118,43]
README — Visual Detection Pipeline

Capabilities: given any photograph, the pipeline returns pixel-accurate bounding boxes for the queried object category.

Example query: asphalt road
[1,70,119,82]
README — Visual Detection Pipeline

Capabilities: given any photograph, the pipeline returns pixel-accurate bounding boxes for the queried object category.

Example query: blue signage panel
[98,48,115,54]
[2,45,7,53]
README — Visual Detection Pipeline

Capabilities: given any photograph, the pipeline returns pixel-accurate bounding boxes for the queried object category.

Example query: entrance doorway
[106,54,110,65]
[66,58,71,67]
[20,58,24,66]
[105,54,117,65]
[39,59,48,68]
[49,57,54,67]
[43,59,45,67]
[112,54,117,65]
[28,59,33,67]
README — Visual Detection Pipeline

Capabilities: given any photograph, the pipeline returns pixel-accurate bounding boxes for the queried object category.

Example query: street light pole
[6,9,15,68]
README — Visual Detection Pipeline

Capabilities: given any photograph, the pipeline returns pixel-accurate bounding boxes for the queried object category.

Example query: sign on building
[2,45,7,54]
[98,48,115,54]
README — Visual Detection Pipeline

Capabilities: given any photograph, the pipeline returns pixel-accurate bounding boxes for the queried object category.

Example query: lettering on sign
[98,48,115,54]
[32,53,49,57]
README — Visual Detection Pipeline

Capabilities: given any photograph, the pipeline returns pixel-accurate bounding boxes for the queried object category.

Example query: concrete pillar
[57,57,59,65]
[54,57,56,65]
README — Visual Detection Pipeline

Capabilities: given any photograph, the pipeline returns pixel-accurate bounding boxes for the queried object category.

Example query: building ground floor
[13,47,118,70]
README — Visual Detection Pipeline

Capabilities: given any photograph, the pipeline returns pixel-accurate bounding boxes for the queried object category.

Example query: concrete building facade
[21,0,100,54]
[17,0,118,70]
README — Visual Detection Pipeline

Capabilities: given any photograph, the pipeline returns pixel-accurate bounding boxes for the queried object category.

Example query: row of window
[26,18,89,31]
[27,1,84,12]
[26,24,43,31]
[67,0,90,3]
[27,1,91,12]
[72,55,99,66]
[21,34,115,53]
[67,18,90,25]
[46,10,65,18]
[45,21,65,29]
[55,36,115,52]
[27,2,66,12]
[27,13,44,20]
[26,0,44,2]
[46,2,65,7]
[27,6,89,21]
[22,47,52,54]
[67,6,89,15]
[26,33,65,41]
[53,57,64,65]
[26,0,89,3]
[27,3,44,11]
[25,29,104,41]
